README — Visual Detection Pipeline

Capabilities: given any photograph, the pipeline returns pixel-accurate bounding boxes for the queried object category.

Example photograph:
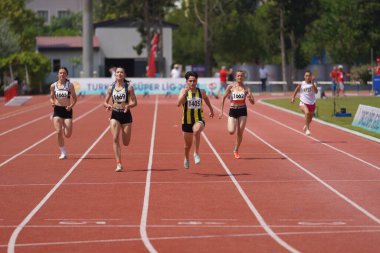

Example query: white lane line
[0,103,47,121]
[139,95,158,253]
[260,100,380,143]
[244,127,380,225]
[202,132,300,253]
[5,229,379,249]
[250,107,380,171]
[0,104,102,169]
[0,114,50,136]
[7,126,110,253]
[0,98,90,137]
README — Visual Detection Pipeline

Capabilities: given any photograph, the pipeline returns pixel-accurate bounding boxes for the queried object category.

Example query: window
[58,10,70,18]
[37,10,49,23]
[53,59,61,73]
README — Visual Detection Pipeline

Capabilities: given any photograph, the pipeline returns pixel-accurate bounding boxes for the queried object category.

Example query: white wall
[95,27,173,77]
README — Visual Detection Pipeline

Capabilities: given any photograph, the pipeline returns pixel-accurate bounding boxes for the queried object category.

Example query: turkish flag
[146,33,158,77]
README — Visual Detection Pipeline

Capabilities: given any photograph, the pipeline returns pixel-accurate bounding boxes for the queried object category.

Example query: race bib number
[113,93,126,103]
[55,90,68,99]
[232,92,245,101]
[187,97,201,109]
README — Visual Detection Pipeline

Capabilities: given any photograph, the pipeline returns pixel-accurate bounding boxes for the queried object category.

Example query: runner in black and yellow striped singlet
[104,67,137,172]
[177,71,214,169]
[49,67,77,160]
[219,70,255,159]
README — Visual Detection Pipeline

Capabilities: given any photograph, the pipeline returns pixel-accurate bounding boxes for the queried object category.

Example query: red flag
[146,33,158,77]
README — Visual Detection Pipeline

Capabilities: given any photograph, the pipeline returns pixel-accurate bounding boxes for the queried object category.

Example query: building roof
[94,17,178,29]
[36,36,100,49]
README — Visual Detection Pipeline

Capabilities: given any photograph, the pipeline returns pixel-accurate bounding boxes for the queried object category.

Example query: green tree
[0,52,51,93]
[45,12,82,36]
[0,19,20,58]
[0,0,44,51]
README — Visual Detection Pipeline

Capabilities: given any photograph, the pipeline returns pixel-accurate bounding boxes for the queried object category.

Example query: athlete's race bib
[55,90,69,99]
[187,97,201,109]
[113,92,127,103]
[231,91,245,101]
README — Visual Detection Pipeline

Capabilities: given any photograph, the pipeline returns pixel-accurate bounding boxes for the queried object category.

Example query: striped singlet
[182,88,204,124]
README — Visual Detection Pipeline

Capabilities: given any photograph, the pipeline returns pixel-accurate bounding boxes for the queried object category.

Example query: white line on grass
[7,126,110,253]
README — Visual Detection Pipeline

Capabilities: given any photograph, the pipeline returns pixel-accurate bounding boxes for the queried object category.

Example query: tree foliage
[0,52,51,91]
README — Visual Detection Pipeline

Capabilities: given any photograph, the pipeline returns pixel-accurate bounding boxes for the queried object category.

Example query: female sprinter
[104,67,137,172]
[291,70,318,136]
[50,67,77,159]
[178,71,214,169]
[219,70,254,159]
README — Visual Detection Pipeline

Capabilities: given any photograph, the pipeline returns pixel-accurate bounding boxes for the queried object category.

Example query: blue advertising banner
[373,75,380,96]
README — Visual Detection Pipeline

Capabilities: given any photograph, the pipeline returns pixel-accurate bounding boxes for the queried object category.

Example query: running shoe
[233,151,240,159]
[59,153,67,160]
[194,153,201,164]
[115,163,123,172]
[305,129,311,136]
[184,159,190,169]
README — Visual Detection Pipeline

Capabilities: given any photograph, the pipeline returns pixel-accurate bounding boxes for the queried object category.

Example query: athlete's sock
[59,146,66,155]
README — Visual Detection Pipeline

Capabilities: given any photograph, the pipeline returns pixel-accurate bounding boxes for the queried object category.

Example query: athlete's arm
[67,83,77,111]
[219,85,232,118]
[103,86,113,111]
[246,87,255,105]
[125,85,137,112]
[49,84,56,107]
[177,87,189,107]
[201,89,214,118]
[291,84,301,103]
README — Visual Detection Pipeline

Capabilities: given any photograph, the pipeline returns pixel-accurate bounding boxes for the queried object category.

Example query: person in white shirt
[259,64,269,92]
[291,70,318,136]
[170,64,181,78]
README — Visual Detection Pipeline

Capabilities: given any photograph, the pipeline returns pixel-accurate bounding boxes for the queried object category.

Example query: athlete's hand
[65,105,72,111]
[104,104,112,111]
[218,112,223,119]
[290,97,295,103]
[124,105,129,113]
[209,111,214,118]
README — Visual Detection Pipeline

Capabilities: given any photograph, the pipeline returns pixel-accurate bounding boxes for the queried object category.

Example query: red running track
[0,94,379,253]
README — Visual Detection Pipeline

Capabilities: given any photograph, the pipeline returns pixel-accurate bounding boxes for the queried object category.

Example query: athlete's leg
[63,118,73,138]
[121,123,132,146]
[183,132,193,162]
[110,119,122,163]
[299,104,312,135]
[235,116,247,152]
[192,122,205,155]
[227,116,237,134]
[53,117,65,147]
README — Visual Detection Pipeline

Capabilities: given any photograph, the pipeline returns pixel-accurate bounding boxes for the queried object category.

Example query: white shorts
[338,82,344,90]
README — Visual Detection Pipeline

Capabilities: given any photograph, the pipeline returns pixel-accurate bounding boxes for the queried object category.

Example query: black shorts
[111,109,133,124]
[182,121,205,133]
[53,106,73,119]
[229,106,247,118]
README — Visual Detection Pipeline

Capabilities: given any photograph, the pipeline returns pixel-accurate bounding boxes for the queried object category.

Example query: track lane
[143,97,295,252]
[4,99,156,252]
[204,98,380,252]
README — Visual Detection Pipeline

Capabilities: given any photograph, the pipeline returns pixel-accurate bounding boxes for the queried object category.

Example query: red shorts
[299,102,316,113]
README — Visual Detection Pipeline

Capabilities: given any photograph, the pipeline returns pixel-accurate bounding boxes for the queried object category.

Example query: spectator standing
[337,65,350,97]
[170,64,181,78]
[329,66,338,97]
[259,64,269,92]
